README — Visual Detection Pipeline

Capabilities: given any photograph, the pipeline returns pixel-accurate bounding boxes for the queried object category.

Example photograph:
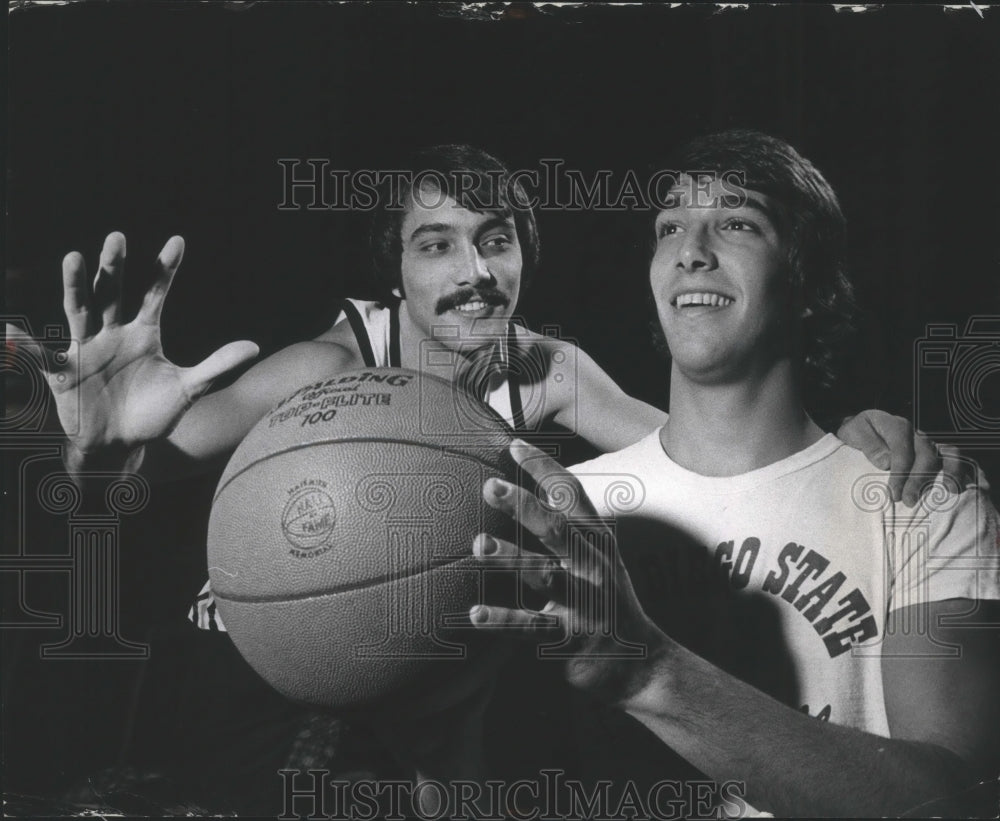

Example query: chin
[425,328,498,357]
[458,314,511,338]
[670,347,745,382]
[665,338,725,367]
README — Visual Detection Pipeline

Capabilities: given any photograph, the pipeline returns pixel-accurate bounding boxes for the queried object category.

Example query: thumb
[182,340,260,399]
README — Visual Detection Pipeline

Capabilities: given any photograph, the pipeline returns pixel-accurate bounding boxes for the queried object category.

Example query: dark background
[4,1,1000,813]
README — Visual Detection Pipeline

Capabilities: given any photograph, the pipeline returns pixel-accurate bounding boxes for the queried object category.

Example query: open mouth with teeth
[671,292,735,309]
[452,300,490,313]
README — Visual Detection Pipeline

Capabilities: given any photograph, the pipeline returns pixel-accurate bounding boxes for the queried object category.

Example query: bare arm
[138,338,361,480]
[472,442,1000,818]
[548,342,667,452]
[544,344,968,492]
[621,599,999,817]
[11,232,364,483]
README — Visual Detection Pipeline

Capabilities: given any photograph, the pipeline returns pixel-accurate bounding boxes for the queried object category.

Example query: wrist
[62,439,146,477]
[618,631,678,717]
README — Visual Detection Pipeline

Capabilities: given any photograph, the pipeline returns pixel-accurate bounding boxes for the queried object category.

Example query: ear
[391,287,403,299]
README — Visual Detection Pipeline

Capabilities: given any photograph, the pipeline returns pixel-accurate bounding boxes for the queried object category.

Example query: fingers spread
[510,438,591,517]
[484,437,593,530]
[509,437,561,478]
[182,340,260,399]
[482,475,609,589]
[137,236,185,326]
[473,534,564,595]
[61,251,91,339]
[484,476,568,553]
[157,235,185,271]
[469,604,562,636]
[94,232,127,327]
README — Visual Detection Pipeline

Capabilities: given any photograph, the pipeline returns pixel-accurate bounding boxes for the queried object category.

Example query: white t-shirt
[570,429,1000,736]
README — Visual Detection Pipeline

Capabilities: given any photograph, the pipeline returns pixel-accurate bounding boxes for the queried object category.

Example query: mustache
[435,288,511,315]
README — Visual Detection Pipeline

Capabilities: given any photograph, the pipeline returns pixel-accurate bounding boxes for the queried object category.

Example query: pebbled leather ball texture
[207,367,517,710]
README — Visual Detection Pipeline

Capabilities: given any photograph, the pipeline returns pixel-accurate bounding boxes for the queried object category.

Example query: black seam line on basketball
[213,436,509,503]
[211,554,478,604]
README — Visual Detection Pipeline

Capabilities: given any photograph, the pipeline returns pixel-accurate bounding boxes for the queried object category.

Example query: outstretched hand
[6,233,259,463]
[469,439,667,706]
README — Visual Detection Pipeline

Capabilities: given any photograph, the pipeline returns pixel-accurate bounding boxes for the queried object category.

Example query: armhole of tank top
[507,323,526,432]
[339,300,378,368]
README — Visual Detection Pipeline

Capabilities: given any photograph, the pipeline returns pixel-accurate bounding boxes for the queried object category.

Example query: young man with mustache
[7,142,970,813]
[15,144,950,492]
[470,131,1000,818]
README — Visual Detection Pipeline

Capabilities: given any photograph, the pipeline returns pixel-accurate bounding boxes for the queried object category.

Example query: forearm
[621,639,976,817]
[62,432,225,487]
[132,435,229,483]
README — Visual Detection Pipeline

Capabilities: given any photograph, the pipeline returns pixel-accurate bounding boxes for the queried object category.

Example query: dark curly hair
[650,129,857,411]
[369,144,539,300]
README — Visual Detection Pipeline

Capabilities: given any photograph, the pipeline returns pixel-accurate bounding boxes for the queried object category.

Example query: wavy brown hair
[650,129,857,413]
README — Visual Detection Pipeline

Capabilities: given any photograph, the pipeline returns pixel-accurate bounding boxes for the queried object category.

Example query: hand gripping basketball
[470,439,669,705]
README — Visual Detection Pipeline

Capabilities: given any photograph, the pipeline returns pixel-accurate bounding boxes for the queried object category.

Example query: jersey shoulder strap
[337,299,379,368]
[334,298,401,368]
[389,302,402,368]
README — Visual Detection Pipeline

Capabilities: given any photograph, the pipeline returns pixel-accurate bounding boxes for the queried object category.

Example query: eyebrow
[407,214,515,243]
[475,214,516,235]
[408,222,453,242]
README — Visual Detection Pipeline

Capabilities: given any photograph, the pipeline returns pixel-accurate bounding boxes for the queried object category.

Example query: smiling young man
[27,145,672,488]
[7,142,972,814]
[312,144,667,452]
[15,144,945,499]
[471,131,1000,817]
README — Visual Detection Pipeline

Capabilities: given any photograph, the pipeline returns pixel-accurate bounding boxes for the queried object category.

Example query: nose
[677,225,717,273]
[458,245,495,286]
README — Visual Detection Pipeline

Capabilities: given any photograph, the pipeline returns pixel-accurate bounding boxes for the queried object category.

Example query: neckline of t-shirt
[645,426,845,494]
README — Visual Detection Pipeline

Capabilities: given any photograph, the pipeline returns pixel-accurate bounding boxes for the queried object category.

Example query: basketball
[206,367,517,711]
